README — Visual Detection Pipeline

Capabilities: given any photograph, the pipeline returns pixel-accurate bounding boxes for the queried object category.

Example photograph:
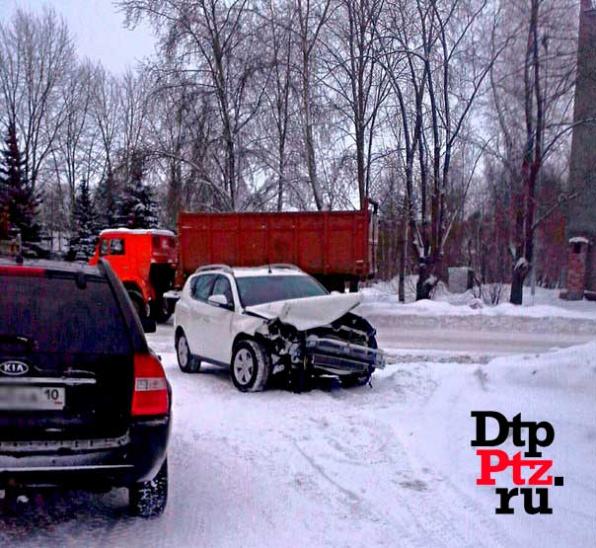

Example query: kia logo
[0,361,29,376]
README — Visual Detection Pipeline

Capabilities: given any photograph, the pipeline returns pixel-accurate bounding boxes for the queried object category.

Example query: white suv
[174,264,385,392]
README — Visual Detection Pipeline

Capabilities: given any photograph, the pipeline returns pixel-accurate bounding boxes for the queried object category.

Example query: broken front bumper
[305,335,385,376]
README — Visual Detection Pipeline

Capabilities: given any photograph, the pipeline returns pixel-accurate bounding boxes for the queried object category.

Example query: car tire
[129,458,168,518]
[128,290,148,320]
[176,331,201,373]
[231,340,271,392]
[151,297,172,323]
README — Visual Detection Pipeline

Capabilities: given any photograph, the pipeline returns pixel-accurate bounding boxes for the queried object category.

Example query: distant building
[563,0,596,300]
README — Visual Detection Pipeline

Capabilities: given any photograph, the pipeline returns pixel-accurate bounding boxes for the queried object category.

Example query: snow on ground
[360,283,596,321]
[359,286,596,357]
[1,320,594,548]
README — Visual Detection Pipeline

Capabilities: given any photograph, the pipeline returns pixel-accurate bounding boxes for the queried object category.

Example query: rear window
[236,275,328,307]
[1,275,132,354]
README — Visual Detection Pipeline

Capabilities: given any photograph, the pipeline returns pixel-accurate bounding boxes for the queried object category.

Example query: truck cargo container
[175,202,378,292]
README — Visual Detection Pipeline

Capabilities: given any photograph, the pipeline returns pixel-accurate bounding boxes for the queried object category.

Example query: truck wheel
[128,290,148,320]
[231,340,271,392]
[176,331,201,373]
[349,278,360,293]
[129,459,168,518]
[151,297,172,323]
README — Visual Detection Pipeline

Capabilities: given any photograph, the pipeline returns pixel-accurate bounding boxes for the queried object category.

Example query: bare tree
[255,0,298,211]
[293,0,333,210]
[486,0,578,304]
[379,0,501,299]
[121,0,267,211]
[323,0,389,209]
[50,62,96,214]
[0,8,75,190]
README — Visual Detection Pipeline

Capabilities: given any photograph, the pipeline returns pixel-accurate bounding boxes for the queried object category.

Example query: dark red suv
[0,258,171,517]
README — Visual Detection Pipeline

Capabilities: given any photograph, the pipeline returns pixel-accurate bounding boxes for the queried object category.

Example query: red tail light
[131,353,169,416]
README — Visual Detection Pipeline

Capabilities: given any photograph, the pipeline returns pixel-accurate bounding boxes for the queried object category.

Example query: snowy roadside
[361,281,596,322]
[1,326,594,548]
[357,284,596,357]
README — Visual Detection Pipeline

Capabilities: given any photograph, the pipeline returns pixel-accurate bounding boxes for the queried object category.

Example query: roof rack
[267,263,303,272]
[195,264,234,274]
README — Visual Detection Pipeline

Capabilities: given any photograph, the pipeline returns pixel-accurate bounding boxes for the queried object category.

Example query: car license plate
[0,386,65,411]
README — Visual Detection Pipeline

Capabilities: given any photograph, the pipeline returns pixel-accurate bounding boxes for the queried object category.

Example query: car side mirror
[140,316,157,333]
[208,293,231,309]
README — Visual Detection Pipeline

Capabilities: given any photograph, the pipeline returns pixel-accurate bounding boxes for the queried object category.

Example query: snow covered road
[1,320,595,547]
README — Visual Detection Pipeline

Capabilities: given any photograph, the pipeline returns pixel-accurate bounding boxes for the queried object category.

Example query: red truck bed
[176,206,377,290]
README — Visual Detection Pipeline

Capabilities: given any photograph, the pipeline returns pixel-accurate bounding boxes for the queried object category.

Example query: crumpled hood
[245,293,362,331]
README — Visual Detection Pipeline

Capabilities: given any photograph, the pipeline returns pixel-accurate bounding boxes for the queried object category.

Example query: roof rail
[195,264,234,274]
[267,263,303,272]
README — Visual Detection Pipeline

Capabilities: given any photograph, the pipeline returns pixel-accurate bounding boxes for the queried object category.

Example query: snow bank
[486,340,596,394]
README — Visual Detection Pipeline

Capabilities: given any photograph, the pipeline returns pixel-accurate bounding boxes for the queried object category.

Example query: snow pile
[487,340,596,393]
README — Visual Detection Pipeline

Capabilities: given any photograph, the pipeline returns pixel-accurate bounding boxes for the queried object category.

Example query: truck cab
[89,229,177,322]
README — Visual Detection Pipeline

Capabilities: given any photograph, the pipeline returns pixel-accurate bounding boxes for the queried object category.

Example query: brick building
[563,0,596,300]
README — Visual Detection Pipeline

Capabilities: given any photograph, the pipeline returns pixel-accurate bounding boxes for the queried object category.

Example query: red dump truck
[175,201,378,292]
[91,203,378,322]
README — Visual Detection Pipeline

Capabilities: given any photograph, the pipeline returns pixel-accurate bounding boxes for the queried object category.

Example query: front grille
[305,335,385,369]
[310,353,370,373]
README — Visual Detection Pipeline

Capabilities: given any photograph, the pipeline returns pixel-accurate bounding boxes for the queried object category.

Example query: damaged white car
[174,265,385,392]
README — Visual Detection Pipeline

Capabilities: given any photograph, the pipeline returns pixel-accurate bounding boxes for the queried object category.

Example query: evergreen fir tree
[0,122,41,242]
[117,151,160,229]
[119,178,160,229]
[68,179,99,260]
[95,167,119,229]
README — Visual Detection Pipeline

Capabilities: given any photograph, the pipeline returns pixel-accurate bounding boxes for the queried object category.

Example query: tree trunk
[398,218,407,303]
[510,266,525,305]
[415,258,433,300]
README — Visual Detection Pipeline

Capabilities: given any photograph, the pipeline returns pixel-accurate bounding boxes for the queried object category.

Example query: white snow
[360,280,596,321]
[1,321,594,547]
[514,257,529,271]
[568,236,590,245]
[99,228,175,237]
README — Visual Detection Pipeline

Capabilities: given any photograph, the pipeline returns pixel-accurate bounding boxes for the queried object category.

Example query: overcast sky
[0,0,156,73]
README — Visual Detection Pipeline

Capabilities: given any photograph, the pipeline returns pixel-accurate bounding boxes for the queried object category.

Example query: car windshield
[236,275,328,307]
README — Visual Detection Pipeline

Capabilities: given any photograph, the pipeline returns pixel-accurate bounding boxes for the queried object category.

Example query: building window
[573,242,582,254]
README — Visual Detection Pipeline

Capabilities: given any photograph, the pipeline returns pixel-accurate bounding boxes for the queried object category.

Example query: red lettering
[476,449,510,485]
[526,459,553,486]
